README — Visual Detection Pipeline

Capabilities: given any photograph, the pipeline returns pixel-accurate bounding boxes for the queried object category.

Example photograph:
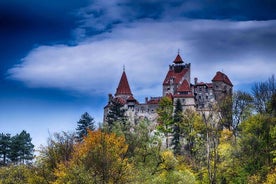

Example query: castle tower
[212,71,233,102]
[162,53,191,96]
[103,68,138,123]
[162,53,195,110]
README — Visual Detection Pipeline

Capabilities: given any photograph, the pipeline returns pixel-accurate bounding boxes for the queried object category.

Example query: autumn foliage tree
[54,130,132,184]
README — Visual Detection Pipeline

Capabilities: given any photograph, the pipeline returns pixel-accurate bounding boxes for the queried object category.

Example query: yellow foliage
[264,167,276,184]
[160,150,178,170]
[54,130,132,184]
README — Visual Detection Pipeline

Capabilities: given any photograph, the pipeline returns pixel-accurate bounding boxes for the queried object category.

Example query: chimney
[194,77,198,85]
[108,94,113,102]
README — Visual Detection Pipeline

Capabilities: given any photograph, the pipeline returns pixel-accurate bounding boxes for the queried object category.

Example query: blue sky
[1,0,276,149]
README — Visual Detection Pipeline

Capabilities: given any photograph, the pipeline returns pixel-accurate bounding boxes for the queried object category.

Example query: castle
[104,53,233,124]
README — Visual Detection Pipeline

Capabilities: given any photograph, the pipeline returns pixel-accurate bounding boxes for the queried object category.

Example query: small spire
[173,51,184,64]
[177,49,180,55]
[123,65,125,72]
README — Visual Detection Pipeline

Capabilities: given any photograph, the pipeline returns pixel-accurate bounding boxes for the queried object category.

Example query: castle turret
[212,71,233,102]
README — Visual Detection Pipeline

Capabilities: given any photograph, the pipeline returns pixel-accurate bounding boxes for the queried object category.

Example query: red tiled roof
[115,71,133,96]
[174,54,184,64]
[177,80,191,92]
[114,97,126,105]
[127,95,139,104]
[212,71,233,86]
[163,68,188,85]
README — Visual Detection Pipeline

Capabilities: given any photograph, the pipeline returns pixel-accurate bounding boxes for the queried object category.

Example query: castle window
[206,96,208,100]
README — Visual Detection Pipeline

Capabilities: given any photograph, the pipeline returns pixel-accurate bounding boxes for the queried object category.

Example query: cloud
[7,19,276,100]
[73,0,276,41]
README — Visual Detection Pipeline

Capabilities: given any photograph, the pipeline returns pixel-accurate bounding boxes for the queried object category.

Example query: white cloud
[8,19,276,99]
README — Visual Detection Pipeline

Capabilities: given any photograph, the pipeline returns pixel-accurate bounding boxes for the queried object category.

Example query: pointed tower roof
[173,54,184,64]
[115,70,133,96]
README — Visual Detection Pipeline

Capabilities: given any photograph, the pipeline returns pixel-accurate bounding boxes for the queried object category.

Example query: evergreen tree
[106,98,127,132]
[171,99,183,155]
[8,130,34,164]
[76,112,95,142]
[0,133,11,165]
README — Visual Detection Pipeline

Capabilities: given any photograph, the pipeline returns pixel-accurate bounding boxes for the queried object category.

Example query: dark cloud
[0,0,90,74]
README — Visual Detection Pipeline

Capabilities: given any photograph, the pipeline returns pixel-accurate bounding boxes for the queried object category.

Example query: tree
[239,114,276,179]
[54,130,132,184]
[232,90,253,137]
[267,93,276,117]
[37,131,75,183]
[0,133,11,165]
[106,98,127,132]
[218,94,233,130]
[157,96,174,148]
[8,130,34,164]
[171,99,183,155]
[0,164,46,184]
[252,75,276,113]
[150,150,196,184]
[76,112,95,142]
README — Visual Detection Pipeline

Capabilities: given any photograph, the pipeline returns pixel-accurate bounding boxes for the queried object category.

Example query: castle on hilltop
[104,53,233,124]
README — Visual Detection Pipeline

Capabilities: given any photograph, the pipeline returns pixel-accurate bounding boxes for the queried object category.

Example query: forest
[0,76,275,184]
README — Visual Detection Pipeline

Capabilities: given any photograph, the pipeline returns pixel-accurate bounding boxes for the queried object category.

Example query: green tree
[76,112,95,142]
[239,114,276,179]
[171,99,183,155]
[157,96,173,148]
[8,130,34,164]
[0,133,11,165]
[106,98,127,132]
[181,109,205,163]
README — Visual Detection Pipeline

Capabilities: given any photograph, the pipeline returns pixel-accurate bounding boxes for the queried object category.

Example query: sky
[1,0,276,150]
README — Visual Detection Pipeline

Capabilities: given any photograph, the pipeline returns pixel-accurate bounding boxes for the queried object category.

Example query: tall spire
[115,69,133,96]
